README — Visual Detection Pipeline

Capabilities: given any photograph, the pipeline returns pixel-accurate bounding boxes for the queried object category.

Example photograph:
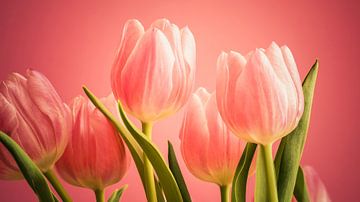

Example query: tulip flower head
[0,70,71,180]
[111,18,196,123]
[216,42,304,145]
[56,94,129,191]
[292,166,331,202]
[180,88,245,186]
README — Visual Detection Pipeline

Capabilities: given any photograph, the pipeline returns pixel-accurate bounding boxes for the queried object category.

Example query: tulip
[111,18,196,123]
[216,42,304,145]
[216,42,304,202]
[300,166,331,202]
[111,18,196,201]
[180,87,246,202]
[0,69,71,180]
[56,94,130,201]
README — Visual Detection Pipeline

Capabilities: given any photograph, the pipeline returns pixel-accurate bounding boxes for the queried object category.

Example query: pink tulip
[111,18,196,122]
[292,166,331,202]
[0,70,71,180]
[216,42,304,145]
[56,95,130,190]
[180,88,246,186]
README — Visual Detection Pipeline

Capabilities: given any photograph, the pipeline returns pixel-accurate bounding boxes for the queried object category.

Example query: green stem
[220,184,230,202]
[142,122,157,202]
[44,169,72,202]
[260,144,279,202]
[94,189,105,202]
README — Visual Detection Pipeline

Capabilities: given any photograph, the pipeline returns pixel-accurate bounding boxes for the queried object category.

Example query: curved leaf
[168,141,192,202]
[274,60,319,202]
[108,185,128,202]
[155,177,166,202]
[83,87,183,202]
[82,87,147,192]
[117,101,183,202]
[0,131,55,202]
[293,167,310,202]
[231,143,257,202]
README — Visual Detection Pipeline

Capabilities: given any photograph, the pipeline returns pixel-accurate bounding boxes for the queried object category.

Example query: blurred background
[0,0,359,201]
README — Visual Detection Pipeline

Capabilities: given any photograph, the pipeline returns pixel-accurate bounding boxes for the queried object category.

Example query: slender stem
[142,122,157,202]
[220,184,230,202]
[260,144,279,202]
[44,169,72,202]
[94,189,105,202]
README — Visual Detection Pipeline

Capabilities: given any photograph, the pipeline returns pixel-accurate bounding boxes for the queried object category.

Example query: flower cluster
[0,19,329,202]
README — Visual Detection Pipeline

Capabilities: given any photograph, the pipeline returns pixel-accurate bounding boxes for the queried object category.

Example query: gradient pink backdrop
[0,0,359,201]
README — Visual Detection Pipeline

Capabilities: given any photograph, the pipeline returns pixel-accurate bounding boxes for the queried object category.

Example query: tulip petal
[26,70,70,162]
[181,88,245,186]
[266,43,299,133]
[233,50,288,144]
[181,26,196,71]
[111,19,145,98]
[1,73,50,165]
[120,28,175,122]
[56,95,129,190]
[281,46,304,123]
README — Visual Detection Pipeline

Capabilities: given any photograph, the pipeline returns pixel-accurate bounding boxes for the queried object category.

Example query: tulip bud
[0,70,71,180]
[216,42,304,145]
[180,88,245,186]
[292,166,331,202]
[111,18,196,122]
[56,95,129,190]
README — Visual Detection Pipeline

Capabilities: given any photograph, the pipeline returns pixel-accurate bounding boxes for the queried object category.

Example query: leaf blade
[117,101,183,202]
[108,185,128,202]
[82,87,183,202]
[274,60,319,202]
[293,167,310,202]
[0,131,55,202]
[168,141,192,202]
[231,143,257,202]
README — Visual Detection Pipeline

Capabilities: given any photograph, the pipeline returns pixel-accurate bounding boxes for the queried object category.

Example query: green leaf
[83,87,183,202]
[155,178,166,202]
[293,167,310,202]
[108,185,128,202]
[83,87,168,202]
[231,143,257,202]
[117,100,183,202]
[274,60,319,202]
[168,141,192,202]
[0,131,55,202]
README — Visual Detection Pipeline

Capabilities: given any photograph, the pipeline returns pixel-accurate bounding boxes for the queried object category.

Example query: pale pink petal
[26,70,71,163]
[302,166,331,202]
[111,19,145,98]
[265,43,299,134]
[181,26,196,70]
[281,46,304,125]
[120,28,175,122]
[232,50,288,144]
[181,88,245,185]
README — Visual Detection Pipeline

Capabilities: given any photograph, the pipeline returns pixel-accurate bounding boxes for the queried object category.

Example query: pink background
[0,0,359,201]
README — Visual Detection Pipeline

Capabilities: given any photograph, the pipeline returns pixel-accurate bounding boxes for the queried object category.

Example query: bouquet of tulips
[0,19,330,202]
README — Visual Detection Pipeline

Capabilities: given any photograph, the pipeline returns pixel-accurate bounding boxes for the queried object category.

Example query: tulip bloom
[292,166,331,202]
[216,42,304,145]
[111,18,196,122]
[180,88,245,192]
[302,166,331,202]
[56,95,129,193]
[0,70,71,180]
